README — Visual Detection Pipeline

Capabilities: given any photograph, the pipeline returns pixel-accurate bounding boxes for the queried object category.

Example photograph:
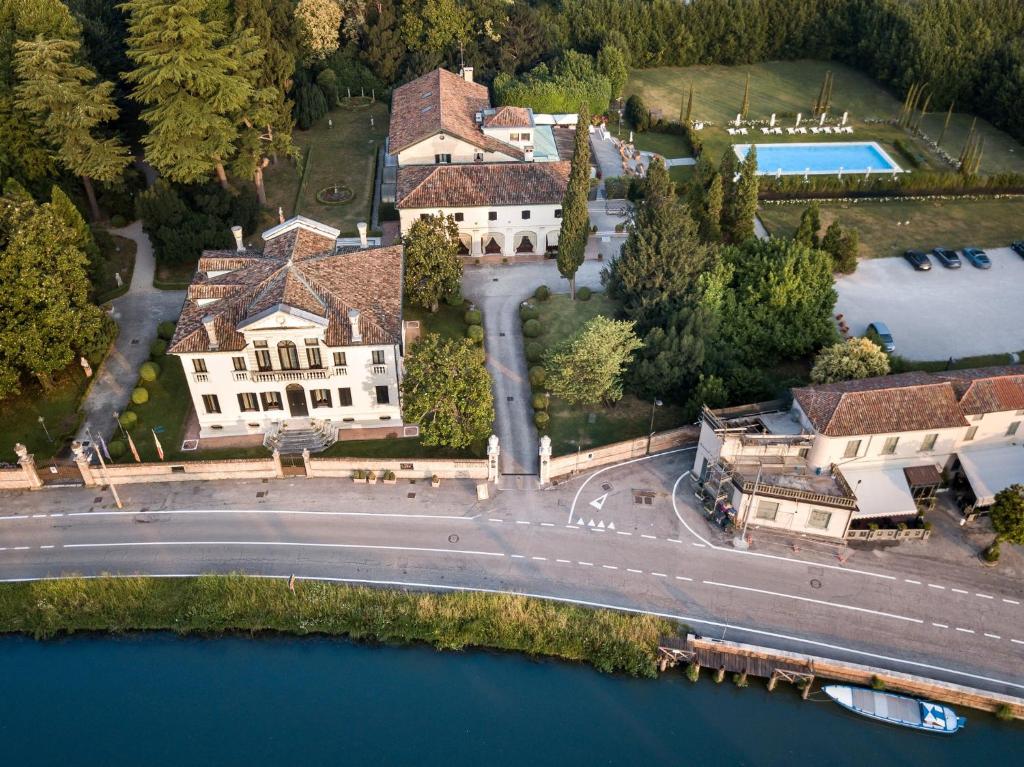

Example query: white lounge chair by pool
[773,127,783,134]
[810,127,821,134]
[727,128,736,135]
[786,127,796,135]
[761,127,770,134]
[797,127,808,134]
[844,126,854,134]
[739,128,748,135]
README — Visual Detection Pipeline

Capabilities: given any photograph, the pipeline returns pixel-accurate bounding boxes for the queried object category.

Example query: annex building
[388,67,575,258]
[694,367,1024,540]
[168,216,407,450]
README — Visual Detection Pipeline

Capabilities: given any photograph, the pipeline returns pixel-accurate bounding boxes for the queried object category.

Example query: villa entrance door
[286,384,308,417]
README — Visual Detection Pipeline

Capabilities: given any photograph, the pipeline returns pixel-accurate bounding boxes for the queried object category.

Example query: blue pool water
[734,142,902,175]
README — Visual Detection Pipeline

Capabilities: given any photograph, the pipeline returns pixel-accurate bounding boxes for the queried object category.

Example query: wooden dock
[658,634,1024,719]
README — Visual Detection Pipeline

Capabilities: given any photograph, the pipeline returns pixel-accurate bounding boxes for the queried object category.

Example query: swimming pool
[733,142,902,175]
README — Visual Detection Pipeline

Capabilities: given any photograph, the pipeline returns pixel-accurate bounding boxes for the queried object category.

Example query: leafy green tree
[295,0,342,63]
[122,0,257,187]
[294,80,328,129]
[699,172,724,242]
[316,68,339,106]
[49,185,101,276]
[402,214,462,312]
[0,187,106,395]
[822,220,859,273]
[544,315,642,406]
[990,484,1024,545]
[13,36,130,221]
[793,202,821,248]
[401,334,494,449]
[684,373,729,420]
[722,145,758,242]
[624,93,649,131]
[493,64,610,115]
[361,0,403,84]
[596,45,628,99]
[400,0,470,61]
[810,337,890,384]
[557,106,590,299]
[722,237,838,365]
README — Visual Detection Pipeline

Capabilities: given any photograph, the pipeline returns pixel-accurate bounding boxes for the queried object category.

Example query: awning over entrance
[957,444,1024,507]
[842,465,919,520]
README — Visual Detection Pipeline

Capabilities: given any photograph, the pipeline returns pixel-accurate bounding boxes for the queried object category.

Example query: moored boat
[823,685,966,734]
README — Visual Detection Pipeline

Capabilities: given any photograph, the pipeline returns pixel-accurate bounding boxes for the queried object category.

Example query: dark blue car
[931,247,961,268]
[1011,240,1024,257]
[962,247,992,269]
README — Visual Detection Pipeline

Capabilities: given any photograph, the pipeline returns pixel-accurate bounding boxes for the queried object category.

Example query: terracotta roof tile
[483,106,532,128]
[388,68,524,160]
[934,366,1024,414]
[396,161,571,209]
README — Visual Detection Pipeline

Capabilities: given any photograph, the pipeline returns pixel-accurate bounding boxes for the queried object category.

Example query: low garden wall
[308,457,488,481]
[0,467,33,491]
[99,457,281,485]
[547,426,698,481]
[846,526,931,542]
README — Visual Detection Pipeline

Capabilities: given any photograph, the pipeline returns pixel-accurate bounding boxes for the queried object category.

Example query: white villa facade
[168,217,406,446]
[389,67,575,257]
[694,368,1024,540]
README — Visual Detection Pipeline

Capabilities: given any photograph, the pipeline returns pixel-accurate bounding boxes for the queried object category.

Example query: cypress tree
[723,146,758,243]
[122,0,257,187]
[718,147,739,241]
[13,36,131,221]
[684,82,694,124]
[740,71,750,119]
[794,202,821,248]
[938,101,954,146]
[557,106,591,299]
[701,172,723,243]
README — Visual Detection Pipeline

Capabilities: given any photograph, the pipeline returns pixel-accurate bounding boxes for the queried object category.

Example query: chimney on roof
[231,225,244,252]
[202,314,219,350]
[347,308,362,343]
[523,146,534,162]
[460,66,473,83]
[357,221,368,249]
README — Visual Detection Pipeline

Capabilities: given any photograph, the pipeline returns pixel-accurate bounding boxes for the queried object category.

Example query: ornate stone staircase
[263,419,335,454]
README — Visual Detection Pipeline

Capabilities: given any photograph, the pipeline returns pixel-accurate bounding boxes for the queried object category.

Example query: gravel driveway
[835,246,1024,361]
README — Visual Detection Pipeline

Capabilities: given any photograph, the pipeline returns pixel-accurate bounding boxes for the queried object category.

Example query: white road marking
[515,521,531,526]
[577,561,593,567]
[626,568,643,574]
[976,593,994,600]
[32,514,46,518]
[39,545,54,550]
[0,547,6,551]
[0,516,25,522]
[668,538,682,544]
[932,623,949,628]
[4,572,1024,693]
[540,522,555,527]
[692,543,706,548]
[564,525,579,530]
[531,556,547,561]
[955,628,975,634]
[510,554,525,559]
[641,534,657,540]
[651,572,667,578]
[675,576,693,582]
[13,546,30,550]
[62,541,506,558]
[951,588,968,594]
[703,580,923,624]
[1004,599,1020,605]
[50,513,64,517]
[589,493,608,511]
[905,579,922,585]
[63,509,477,521]
[616,531,632,536]
[928,584,945,590]
[984,633,1001,639]
[556,559,571,564]
[488,518,503,523]
[602,565,618,570]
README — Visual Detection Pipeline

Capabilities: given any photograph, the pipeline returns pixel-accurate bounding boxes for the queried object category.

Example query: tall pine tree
[14,36,131,220]
[722,145,758,243]
[557,106,591,299]
[122,0,256,187]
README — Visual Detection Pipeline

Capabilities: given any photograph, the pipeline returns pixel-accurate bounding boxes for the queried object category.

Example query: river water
[0,634,1017,765]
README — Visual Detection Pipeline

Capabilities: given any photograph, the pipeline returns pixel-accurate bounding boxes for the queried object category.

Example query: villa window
[521,210,531,220]
[434,153,452,164]
[843,439,861,459]
[202,394,221,414]
[260,392,283,411]
[375,385,390,405]
[880,436,899,455]
[964,426,978,441]
[755,500,779,521]
[510,133,520,142]
[237,392,259,412]
[311,389,332,408]
[333,352,347,367]
[520,132,530,143]
[454,212,464,222]
[232,356,247,371]
[807,509,832,530]
[306,347,323,369]
[1008,421,1021,437]
[474,152,484,162]
[255,349,272,371]
[337,387,353,407]
[488,211,497,221]
[372,350,385,365]
[278,341,300,370]
[554,208,563,218]
[920,433,938,452]
[193,358,208,373]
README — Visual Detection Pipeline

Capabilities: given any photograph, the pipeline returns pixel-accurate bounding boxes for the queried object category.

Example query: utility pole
[646,399,663,454]
[86,425,123,509]
[732,461,762,550]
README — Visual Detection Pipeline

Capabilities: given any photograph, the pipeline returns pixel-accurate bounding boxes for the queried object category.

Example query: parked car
[931,247,961,268]
[866,322,896,353]
[962,247,992,269]
[1010,240,1024,257]
[903,250,931,270]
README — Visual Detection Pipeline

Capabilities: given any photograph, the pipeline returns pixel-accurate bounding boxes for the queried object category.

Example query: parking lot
[835,246,1024,361]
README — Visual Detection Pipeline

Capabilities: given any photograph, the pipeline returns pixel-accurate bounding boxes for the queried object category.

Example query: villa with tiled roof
[168,217,406,446]
[693,367,1024,540]
[388,67,578,258]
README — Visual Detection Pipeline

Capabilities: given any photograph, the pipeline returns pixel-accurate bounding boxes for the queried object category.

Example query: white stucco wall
[397,133,518,165]
[732,487,853,539]
[399,203,562,256]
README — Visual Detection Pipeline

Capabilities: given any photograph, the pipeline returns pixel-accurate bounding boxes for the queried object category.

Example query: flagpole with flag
[97,433,111,462]
[126,432,141,463]
[152,429,165,461]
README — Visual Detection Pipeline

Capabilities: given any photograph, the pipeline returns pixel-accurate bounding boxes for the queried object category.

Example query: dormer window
[474,151,484,162]
[434,153,451,164]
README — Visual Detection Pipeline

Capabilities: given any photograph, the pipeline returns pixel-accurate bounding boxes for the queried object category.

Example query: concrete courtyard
[835,246,1024,361]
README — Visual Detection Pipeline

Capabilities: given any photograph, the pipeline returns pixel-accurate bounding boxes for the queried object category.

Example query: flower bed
[315,183,354,205]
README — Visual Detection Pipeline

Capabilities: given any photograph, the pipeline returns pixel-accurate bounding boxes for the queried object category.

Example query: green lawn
[632,131,693,159]
[0,370,90,462]
[892,353,1017,374]
[404,303,472,343]
[153,260,196,290]
[94,235,137,304]
[529,293,688,455]
[626,61,1024,174]
[758,197,1024,259]
[263,101,389,235]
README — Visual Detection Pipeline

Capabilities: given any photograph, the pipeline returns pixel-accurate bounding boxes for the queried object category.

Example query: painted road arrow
[590,493,608,511]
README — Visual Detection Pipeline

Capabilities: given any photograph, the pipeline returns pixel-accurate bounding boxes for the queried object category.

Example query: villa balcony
[192,373,209,383]
[333,366,348,376]
[249,369,329,383]
[371,365,387,375]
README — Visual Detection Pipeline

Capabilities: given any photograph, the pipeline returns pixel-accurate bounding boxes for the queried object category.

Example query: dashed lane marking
[984,633,1001,639]
[951,588,968,594]
[510,555,525,559]
[556,559,571,564]
[626,568,643,574]
[692,543,706,548]
[932,623,949,628]
[616,531,632,536]
[955,628,975,634]
[540,522,555,527]
[531,556,547,561]
[641,534,657,540]
[928,584,945,590]
[39,545,54,549]
[488,518,503,523]
[602,565,618,570]
[905,579,922,585]
[675,576,693,582]
[13,547,30,550]
[976,594,994,600]
[651,572,667,578]
[578,561,594,567]
[1012,639,1024,646]
[515,521,531,525]
[1004,599,1021,605]
[668,538,682,543]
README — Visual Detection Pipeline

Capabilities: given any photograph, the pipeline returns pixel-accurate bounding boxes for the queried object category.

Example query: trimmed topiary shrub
[525,342,544,363]
[464,309,482,325]
[138,361,161,382]
[149,339,167,357]
[522,319,541,338]
[444,288,464,307]
[577,287,592,301]
[529,366,546,386]
[131,387,149,405]
[107,440,126,459]
[534,411,550,430]
[519,303,539,321]
[157,321,176,340]
[534,285,550,301]
[466,324,484,343]
[531,393,548,411]
[983,541,1001,563]
[118,411,138,429]
[109,214,128,228]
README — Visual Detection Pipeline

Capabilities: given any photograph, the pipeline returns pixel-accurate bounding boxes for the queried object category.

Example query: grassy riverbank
[0,575,678,677]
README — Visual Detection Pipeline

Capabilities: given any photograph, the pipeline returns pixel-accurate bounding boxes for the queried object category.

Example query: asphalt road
[1,451,1021,696]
